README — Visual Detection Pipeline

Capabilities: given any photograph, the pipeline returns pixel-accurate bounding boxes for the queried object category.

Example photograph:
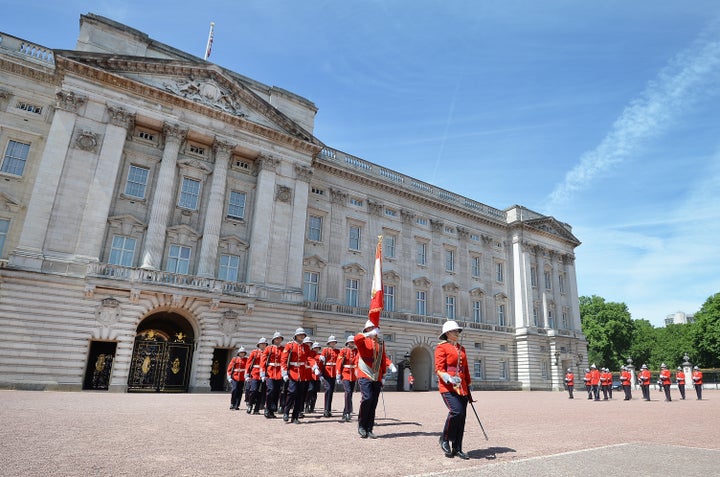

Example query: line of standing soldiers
[567,363,705,401]
[226,328,361,423]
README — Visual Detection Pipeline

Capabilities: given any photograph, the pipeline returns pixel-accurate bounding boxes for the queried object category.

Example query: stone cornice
[52,54,322,157]
[0,57,57,85]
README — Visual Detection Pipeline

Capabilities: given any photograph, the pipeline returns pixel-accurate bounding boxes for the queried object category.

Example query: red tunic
[434,341,471,396]
[320,347,339,378]
[659,369,671,384]
[261,344,284,380]
[565,372,574,387]
[245,349,263,379]
[354,333,391,381]
[226,356,247,381]
[336,347,358,381]
[281,341,316,381]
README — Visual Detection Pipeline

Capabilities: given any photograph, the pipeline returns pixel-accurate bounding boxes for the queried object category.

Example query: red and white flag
[368,236,383,328]
[204,22,215,61]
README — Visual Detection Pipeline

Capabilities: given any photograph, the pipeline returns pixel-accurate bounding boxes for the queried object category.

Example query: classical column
[245,154,279,284]
[399,209,415,313]
[9,90,86,270]
[75,105,135,262]
[285,164,312,289]
[197,139,235,277]
[140,123,187,270]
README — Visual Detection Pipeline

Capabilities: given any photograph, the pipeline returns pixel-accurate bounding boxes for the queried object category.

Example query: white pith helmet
[345,335,354,344]
[293,327,307,339]
[312,342,321,350]
[237,347,246,355]
[363,320,375,331]
[327,335,337,344]
[271,331,284,341]
[439,320,462,340]
[302,336,312,344]
[256,337,268,347]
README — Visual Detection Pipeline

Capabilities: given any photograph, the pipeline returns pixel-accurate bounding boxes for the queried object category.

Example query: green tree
[579,295,633,369]
[651,323,693,369]
[690,292,720,367]
[628,319,656,368]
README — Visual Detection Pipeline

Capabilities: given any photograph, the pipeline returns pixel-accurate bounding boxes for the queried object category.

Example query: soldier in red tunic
[260,331,284,418]
[435,320,471,460]
[336,335,358,422]
[304,339,321,413]
[319,335,340,417]
[281,328,320,424]
[245,337,268,414]
[355,320,395,439]
[226,347,247,410]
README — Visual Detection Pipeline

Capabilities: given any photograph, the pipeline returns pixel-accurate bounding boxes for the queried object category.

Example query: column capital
[400,209,416,224]
[330,187,347,205]
[213,137,236,157]
[294,164,313,183]
[55,90,87,113]
[256,153,280,172]
[163,123,188,144]
[106,104,135,129]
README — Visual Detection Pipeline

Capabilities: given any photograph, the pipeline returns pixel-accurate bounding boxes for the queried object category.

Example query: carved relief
[330,188,348,205]
[162,77,247,117]
[400,209,416,224]
[163,123,188,144]
[367,200,383,216]
[456,226,469,240]
[95,297,121,325]
[275,185,292,203]
[106,105,135,129]
[220,309,239,335]
[256,154,280,173]
[295,164,313,182]
[74,129,99,152]
[430,219,444,233]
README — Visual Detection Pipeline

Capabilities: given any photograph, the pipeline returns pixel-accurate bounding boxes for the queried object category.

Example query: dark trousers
[342,379,356,415]
[285,379,309,419]
[678,383,686,399]
[440,392,468,452]
[623,384,632,400]
[265,378,282,412]
[306,380,318,411]
[229,379,245,408]
[601,385,609,400]
[592,384,600,400]
[322,375,336,412]
[586,385,592,399]
[695,384,703,400]
[248,379,266,411]
[566,385,574,399]
[358,378,382,432]
[662,383,672,401]
[641,384,650,400]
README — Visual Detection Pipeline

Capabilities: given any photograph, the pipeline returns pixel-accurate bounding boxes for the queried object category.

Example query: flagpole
[204,22,215,61]
[368,235,383,328]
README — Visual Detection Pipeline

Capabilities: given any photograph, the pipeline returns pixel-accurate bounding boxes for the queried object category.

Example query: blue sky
[4,1,720,326]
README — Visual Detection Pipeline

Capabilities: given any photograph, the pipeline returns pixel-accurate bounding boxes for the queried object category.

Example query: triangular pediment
[0,191,23,213]
[524,217,580,245]
[54,51,321,147]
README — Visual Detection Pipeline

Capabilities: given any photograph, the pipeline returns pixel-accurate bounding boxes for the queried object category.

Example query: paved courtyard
[1,388,718,476]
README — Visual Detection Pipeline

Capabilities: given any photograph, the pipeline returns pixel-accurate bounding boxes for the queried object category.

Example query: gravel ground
[1,388,718,476]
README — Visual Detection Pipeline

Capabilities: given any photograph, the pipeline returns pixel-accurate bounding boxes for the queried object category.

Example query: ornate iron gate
[128,330,193,392]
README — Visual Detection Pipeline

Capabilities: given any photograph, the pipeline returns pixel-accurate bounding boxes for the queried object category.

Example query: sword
[469,399,489,440]
[380,384,386,418]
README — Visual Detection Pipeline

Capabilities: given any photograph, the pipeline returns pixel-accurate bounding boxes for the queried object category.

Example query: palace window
[384,235,396,259]
[178,177,201,210]
[227,191,246,220]
[124,165,149,199]
[303,271,319,302]
[445,249,455,272]
[307,215,323,242]
[498,304,506,326]
[166,245,191,274]
[108,235,136,267]
[474,360,484,380]
[496,262,504,282]
[1,140,30,176]
[218,254,240,282]
[345,278,359,306]
[416,242,427,266]
[349,225,362,251]
[0,218,9,255]
[445,295,456,319]
[384,285,395,312]
[472,300,483,323]
[471,255,481,277]
[416,290,427,315]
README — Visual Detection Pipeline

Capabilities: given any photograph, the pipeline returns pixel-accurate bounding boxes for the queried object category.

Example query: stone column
[75,105,135,262]
[197,138,235,277]
[10,90,86,270]
[285,164,312,289]
[564,254,581,331]
[245,154,279,284]
[140,123,187,270]
[399,209,415,313]
[429,219,444,316]
[511,237,529,328]
[325,187,348,303]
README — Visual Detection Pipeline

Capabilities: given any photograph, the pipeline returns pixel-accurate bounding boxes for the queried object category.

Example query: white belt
[252,365,260,368]
[326,362,336,366]
[343,365,356,368]
[268,363,280,367]
[289,361,304,366]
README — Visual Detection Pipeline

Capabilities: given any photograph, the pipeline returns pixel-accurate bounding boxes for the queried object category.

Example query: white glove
[381,378,386,386]
[365,328,380,338]
[336,375,342,384]
[319,355,326,363]
[389,363,397,374]
[261,376,266,382]
[313,366,321,376]
[244,375,250,382]
[282,370,289,382]
[440,372,453,384]
[451,376,462,385]
[227,375,232,383]
[260,371,266,379]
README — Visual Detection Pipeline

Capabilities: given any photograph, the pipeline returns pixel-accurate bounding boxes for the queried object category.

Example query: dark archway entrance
[410,347,433,391]
[127,312,194,392]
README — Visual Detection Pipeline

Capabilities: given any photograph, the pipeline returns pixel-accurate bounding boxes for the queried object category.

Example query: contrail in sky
[432,67,464,183]
[546,24,720,207]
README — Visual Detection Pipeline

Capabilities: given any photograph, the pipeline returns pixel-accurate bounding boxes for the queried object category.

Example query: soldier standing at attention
[304,340,322,414]
[659,363,672,402]
[435,320,471,460]
[260,331,284,419]
[590,364,601,401]
[639,364,651,401]
[226,347,247,410]
[355,320,395,439]
[564,368,575,399]
[583,368,592,399]
[245,337,268,414]
[675,367,686,400]
[319,336,340,417]
[336,335,358,422]
[620,366,632,400]
[692,366,703,400]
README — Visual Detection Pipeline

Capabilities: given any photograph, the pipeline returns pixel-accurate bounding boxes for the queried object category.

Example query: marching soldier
[281,328,320,424]
[245,337,268,414]
[638,364,651,401]
[319,335,340,417]
[305,340,322,413]
[226,347,247,410]
[435,320,471,460]
[336,335,358,422]
[564,368,574,399]
[355,320,395,439]
[675,367,686,400]
[260,331,284,418]
[659,363,672,401]
[692,366,703,400]
[590,364,601,401]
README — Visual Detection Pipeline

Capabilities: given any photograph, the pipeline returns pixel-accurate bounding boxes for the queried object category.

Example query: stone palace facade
[0,14,586,393]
